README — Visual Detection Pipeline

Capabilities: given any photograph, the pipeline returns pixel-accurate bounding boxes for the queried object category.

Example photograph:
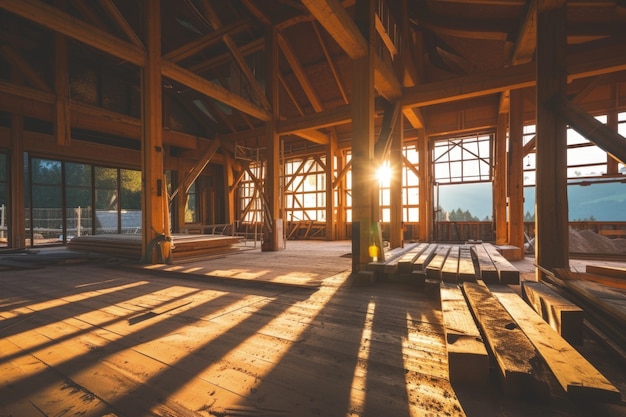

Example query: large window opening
[433,133,493,223]
[25,157,143,246]
[523,112,626,222]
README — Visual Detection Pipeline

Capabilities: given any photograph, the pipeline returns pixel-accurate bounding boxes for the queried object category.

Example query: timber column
[141,0,171,263]
[535,0,568,278]
[262,24,283,251]
[508,89,525,257]
[352,0,377,271]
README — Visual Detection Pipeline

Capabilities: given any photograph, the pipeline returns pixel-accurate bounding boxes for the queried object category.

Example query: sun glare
[377,164,392,185]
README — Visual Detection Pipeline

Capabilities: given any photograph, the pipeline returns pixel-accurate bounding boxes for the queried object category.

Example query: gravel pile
[569,228,625,254]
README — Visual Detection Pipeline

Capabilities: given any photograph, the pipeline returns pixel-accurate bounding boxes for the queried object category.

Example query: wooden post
[351,0,377,271]
[262,24,282,251]
[606,111,619,175]
[325,131,337,240]
[417,129,432,241]
[141,0,171,263]
[536,0,568,278]
[508,89,525,257]
[10,113,25,249]
[54,0,70,147]
[389,103,403,248]
[224,154,236,226]
[494,112,508,244]
[336,150,347,240]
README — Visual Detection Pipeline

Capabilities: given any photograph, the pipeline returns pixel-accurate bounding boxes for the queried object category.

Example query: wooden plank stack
[440,282,489,386]
[67,233,242,262]
[462,281,552,401]
[491,284,621,402]
[521,281,584,345]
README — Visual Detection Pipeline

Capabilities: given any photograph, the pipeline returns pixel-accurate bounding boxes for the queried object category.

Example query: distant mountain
[438,180,626,222]
[525,181,626,221]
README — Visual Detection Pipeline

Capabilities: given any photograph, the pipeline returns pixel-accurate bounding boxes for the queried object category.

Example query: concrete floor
[0,241,625,417]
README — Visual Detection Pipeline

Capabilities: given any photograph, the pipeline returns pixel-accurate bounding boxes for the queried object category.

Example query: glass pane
[31,159,61,184]
[121,169,142,233]
[32,184,62,244]
[66,162,91,186]
[95,167,118,188]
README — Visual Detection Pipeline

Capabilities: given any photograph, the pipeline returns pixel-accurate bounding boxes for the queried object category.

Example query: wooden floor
[1,241,625,417]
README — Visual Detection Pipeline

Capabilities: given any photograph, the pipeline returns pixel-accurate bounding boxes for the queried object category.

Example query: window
[433,133,492,184]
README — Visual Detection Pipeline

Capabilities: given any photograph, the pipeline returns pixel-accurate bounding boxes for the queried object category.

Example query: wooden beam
[535,0,569,276]
[508,89,525,256]
[301,0,368,59]
[169,140,221,202]
[162,61,271,122]
[402,43,626,109]
[0,45,51,92]
[10,114,26,249]
[463,282,551,401]
[141,0,170,264]
[491,284,620,402]
[54,7,70,147]
[99,0,143,47]
[521,281,584,345]
[278,32,324,113]
[440,282,489,386]
[0,0,145,66]
[200,0,270,111]
[511,0,537,65]
[163,19,250,63]
[548,94,626,165]
[374,54,402,100]
[493,113,507,245]
[278,104,352,135]
[312,21,349,105]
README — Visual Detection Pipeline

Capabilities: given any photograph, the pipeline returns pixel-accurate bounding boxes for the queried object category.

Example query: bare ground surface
[0,241,625,417]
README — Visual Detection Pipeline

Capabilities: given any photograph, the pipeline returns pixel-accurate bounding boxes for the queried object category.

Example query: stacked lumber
[462,281,552,401]
[583,265,626,290]
[67,234,142,258]
[521,281,584,345]
[472,244,519,284]
[440,282,489,386]
[67,234,242,262]
[491,285,621,402]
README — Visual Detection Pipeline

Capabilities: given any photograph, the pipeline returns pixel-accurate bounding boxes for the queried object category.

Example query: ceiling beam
[403,43,626,109]
[0,0,145,66]
[300,0,368,59]
[162,61,271,122]
[549,94,626,165]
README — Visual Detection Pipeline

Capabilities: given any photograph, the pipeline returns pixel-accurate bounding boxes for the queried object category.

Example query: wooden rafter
[162,61,271,121]
[312,21,348,105]
[99,0,143,47]
[499,0,537,114]
[163,19,250,63]
[170,139,221,201]
[0,0,145,66]
[403,43,626,110]
[278,32,324,112]
[300,0,368,59]
[0,45,51,92]
[199,0,270,111]
[69,0,108,32]
[549,94,626,165]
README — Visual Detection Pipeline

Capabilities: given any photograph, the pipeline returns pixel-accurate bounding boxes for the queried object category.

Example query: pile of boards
[368,242,623,403]
[441,280,621,403]
[367,242,519,285]
[67,233,242,261]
